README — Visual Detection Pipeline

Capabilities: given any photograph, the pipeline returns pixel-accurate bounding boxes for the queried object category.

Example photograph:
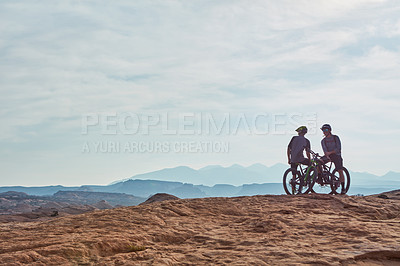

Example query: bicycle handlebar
[305,147,322,158]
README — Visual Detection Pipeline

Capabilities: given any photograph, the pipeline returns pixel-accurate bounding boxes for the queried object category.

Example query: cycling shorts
[320,154,343,171]
[291,159,311,170]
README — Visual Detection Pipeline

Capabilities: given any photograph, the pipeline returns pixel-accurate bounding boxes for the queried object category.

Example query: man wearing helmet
[287,126,311,170]
[320,124,346,194]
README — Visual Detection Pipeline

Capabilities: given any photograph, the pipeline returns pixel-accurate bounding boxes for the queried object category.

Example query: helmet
[295,126,308,134]
[321,124,331,131]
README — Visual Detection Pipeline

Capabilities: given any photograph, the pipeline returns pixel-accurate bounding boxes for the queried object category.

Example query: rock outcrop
[140,193,180,205]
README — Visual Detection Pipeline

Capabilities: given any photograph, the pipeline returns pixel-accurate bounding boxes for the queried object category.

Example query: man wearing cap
[287,126,311,170]
[320,124,346,194]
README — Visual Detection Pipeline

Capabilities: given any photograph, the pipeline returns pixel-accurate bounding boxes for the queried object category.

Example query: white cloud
[1,0,400,184]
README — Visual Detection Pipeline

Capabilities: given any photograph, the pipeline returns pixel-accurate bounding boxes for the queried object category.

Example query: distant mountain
[101,179,284,199]
[381,171,400,181]
[112,163,288,186]
[169,184,206,198]
[349,171,400,188]
[196,184,241,197]
[129,166,201,184]
[52,191,144,206]
[107,179,184,198]
[0,185,79,196]
[108,166,201,185]
[97,163,400,197]
[111,163,399,189]
[1,164,399,199]
[199,165,222,171]
[246,163,270,175]
[237,183,284,196]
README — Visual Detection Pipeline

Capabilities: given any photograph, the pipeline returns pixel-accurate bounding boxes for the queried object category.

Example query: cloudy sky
[1,0,399,186]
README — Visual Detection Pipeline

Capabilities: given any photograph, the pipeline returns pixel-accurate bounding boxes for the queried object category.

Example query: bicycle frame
[303,150,333,185]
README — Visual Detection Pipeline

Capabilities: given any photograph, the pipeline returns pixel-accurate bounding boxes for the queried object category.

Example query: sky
[1,0,400,186]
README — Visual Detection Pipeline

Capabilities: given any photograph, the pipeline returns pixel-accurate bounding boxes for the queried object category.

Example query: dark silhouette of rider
[287,126,311,170]
[319,124,346,194]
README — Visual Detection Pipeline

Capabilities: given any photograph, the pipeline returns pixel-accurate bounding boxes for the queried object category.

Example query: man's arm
[306,140,311,161]
[334,135,341,155]
[321,138,333,157]
[287,137,294,164]
[321,138,327,154]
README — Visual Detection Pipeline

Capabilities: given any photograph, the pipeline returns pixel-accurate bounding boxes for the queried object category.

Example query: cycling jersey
[288,135,310,163]
[321,135,341,156]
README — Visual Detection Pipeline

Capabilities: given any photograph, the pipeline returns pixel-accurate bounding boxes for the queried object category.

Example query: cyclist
[319,124,346,194]
[287,126,311,170]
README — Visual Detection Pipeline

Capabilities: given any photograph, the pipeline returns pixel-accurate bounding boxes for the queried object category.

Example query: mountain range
[0,163,398,199]
[110,163,288,186]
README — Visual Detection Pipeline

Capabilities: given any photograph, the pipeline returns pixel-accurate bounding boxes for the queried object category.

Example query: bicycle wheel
[300,166,317,194]
[311,171,334,194]
[330,167,351,194]
[283,168,302,195]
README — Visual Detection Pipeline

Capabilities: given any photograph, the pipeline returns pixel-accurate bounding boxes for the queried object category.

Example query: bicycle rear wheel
[283,168,302,195]
[311,171,334,194]
[330,167,351,194]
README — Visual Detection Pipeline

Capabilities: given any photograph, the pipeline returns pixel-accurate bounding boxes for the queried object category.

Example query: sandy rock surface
[1,192,399,265]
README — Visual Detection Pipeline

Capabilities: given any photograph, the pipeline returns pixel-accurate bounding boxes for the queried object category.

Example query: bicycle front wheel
[330,167,351,194]
[283,168,302,195]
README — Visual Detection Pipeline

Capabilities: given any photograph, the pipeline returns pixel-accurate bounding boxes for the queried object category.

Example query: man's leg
[318,156,329,183]
[291,163,298,179]
[338,170,344,183]
[338,169,345,192]
[332,155,345,193]
[290,163,298,193]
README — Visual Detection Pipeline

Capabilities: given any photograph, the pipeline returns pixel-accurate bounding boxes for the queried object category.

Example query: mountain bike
[301,149,351,195]
[283,149,350,195]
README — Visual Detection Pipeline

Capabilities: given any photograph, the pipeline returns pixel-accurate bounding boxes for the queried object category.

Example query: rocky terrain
[0,191,144,223]
[51,191,144,206]
[0,191,399,265]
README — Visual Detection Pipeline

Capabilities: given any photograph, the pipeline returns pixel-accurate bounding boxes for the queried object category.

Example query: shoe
[340,189,346,195]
